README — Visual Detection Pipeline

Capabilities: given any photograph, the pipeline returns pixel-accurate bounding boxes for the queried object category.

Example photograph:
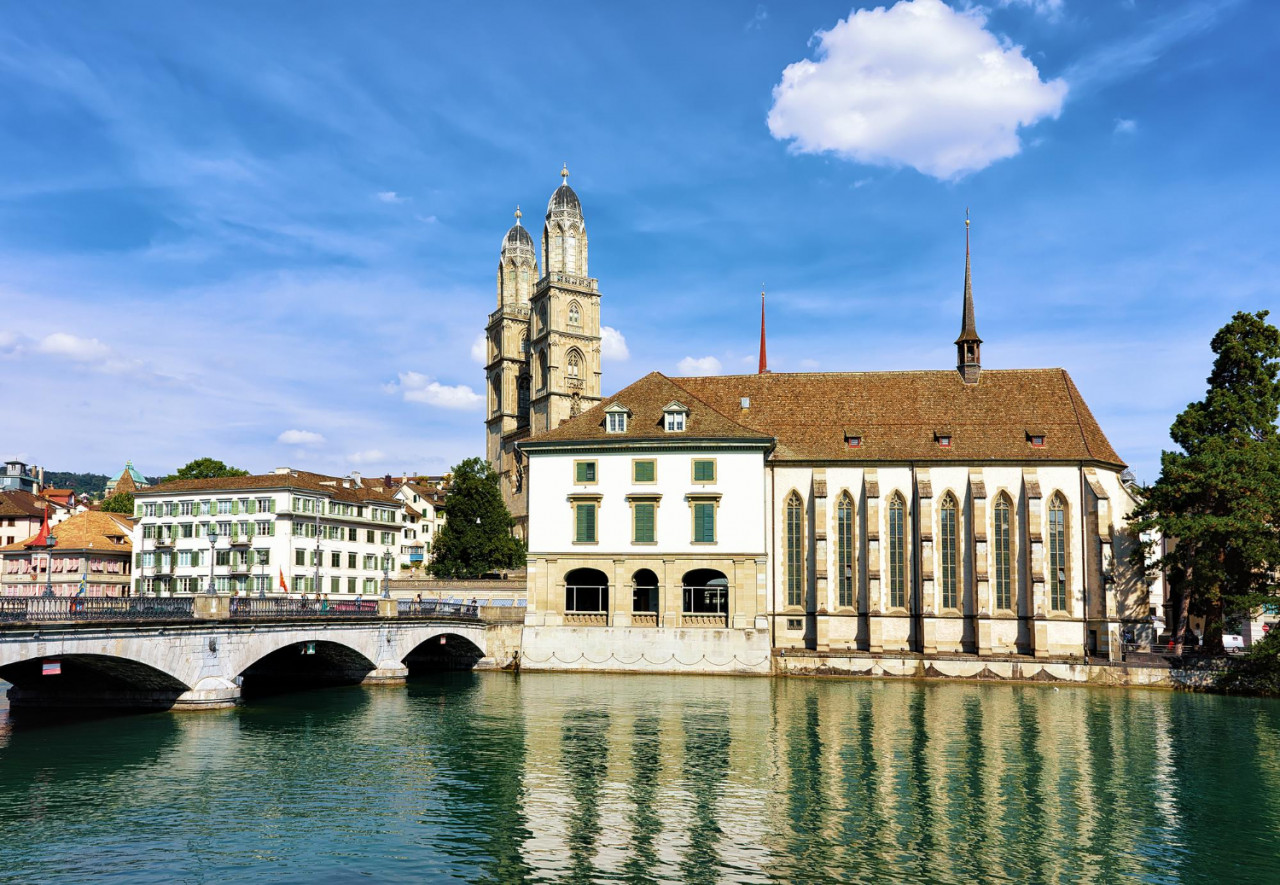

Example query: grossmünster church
[486,171,1158,669]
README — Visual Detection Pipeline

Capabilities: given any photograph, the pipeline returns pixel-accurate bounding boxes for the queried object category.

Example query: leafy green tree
[1217,629,1280,696]
[99,491,134,514]
[162,457,250,483]
[428,458,524,579]
[1133,311,1280,653]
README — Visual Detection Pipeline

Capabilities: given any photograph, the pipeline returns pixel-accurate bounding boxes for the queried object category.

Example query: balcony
[155,536,174,548]
[681,613,728,628]
[631,612,658,628]
[229,534,252,546]
[230,562,252,575]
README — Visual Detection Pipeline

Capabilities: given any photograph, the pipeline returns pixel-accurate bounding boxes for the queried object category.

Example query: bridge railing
[0,596,196,623]
[398,600,480,619]
[228,598,381,619]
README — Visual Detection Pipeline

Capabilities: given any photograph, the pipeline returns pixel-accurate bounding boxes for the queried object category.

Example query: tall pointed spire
[955,210,982,384]
[758,285,769,375]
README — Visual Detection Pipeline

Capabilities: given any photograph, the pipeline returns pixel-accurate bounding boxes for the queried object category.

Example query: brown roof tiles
[134,470,406,506]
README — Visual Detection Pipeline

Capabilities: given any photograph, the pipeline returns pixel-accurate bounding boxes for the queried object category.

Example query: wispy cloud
[676,355,723,376]
[376,191,406,204]
[387,371,484,410]
[998,0,1065,23]
[744,4,769,32]
[1114,117,1137,135]
[277,429,325,446]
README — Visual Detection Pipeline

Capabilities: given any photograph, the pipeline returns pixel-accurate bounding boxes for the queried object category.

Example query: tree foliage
[1133,311,1280,652]
[162,458,250,483]
[1217,629,1280,696]
[41,471,110,497]
[99,491,134,514]
[428,458,524,579]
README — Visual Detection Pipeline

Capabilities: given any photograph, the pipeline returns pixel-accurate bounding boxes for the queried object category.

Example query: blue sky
[0,0,1274,484]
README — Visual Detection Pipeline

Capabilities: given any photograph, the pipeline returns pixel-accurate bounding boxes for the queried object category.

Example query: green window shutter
[633,460,654,483]
[134,552,142,567]
[634,503,655,543]
[694,503,715,543]
[247,500,256,514]
[693,460,714,482]
[575,503,596,543]
[575,461,596,483]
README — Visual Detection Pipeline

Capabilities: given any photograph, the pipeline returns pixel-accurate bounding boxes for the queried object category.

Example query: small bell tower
[956,211,982,384]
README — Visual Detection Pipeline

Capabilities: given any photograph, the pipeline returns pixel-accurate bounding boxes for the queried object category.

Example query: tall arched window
[785,492,804,608]
[939,493,958,610]
[993,493,1014,611]
[567,301,581,327]
[1048,493,1068,612]
[520,330,528,354]
[517,375,530,413]
[836,493,854,609]
[567,350,582,379]
[888,493,906,609]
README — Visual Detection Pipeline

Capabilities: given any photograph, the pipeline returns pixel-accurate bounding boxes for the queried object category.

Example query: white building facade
[131,469,405,596]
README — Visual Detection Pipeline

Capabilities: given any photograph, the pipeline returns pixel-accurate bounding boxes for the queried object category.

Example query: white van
[1222,634,1246,654]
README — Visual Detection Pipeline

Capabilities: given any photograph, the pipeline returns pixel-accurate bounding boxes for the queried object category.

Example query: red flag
[278,568,288,593]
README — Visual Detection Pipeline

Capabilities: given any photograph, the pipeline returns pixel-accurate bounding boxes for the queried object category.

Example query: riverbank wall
[773,649,1227,690]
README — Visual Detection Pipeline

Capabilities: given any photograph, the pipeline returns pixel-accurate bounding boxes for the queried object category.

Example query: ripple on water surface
[1,674,1279,884]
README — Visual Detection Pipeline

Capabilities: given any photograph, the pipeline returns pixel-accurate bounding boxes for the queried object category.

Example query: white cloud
[35,332,111,362]
[347,449,386,465]
[0,330,23,357]
[766,0,1068,180]
[1114,117,1137,135]
[388,371,484,410]
[745,4,769,31]
[470,332,487,365]
[376,191,406,204]
[999,0,1064,22]
[601,325,630,361]
[676,356,723,376]
[277,429,325,446]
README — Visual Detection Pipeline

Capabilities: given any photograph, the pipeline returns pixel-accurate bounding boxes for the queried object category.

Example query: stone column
[812,469,830,651]
[917,471,937,655]
[661,559,680,628]
[612,558,630,627]
[1024,471,1049,658]
[970,471,992,655]
[865,470,883,653]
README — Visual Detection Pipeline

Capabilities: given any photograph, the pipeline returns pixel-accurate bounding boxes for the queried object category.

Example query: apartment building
[131,468,406,595]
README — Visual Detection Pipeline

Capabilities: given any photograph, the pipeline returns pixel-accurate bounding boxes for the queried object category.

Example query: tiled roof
[674,369,1124,466]
[522,371,774,447]
[0,490,58,519]
[0,511,134,553]
[134,470,406,506]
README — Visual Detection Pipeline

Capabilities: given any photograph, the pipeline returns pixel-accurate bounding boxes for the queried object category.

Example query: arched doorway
[682,568,729,623]
[632,568,659,621]
[565,567,609,621]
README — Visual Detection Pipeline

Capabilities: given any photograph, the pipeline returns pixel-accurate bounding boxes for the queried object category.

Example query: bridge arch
[238,639,380,698]
[401,631,486,674]
[0,653,191,711]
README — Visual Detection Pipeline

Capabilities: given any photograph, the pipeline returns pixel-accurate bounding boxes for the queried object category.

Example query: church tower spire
[758,286,769,374]
[955,210,982,384]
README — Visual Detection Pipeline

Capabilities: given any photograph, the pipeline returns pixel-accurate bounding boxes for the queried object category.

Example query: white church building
[490,176,1157,673]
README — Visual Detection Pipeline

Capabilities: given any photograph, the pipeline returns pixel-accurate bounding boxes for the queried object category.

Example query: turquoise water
[1,674,1278,884]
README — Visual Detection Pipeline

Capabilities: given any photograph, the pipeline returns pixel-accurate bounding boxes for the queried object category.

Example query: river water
[1,673,1277,884]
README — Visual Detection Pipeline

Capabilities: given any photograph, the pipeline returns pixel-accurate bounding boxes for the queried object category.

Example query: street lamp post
[207,527,219,594]
[381,544,392,599]
[42,533,58,597]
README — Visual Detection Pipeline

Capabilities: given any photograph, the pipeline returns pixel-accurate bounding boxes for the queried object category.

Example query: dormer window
[1027,429,1046,448]
[605,404,630,434]
[937,436,952,448]
[663,401,689,433]
[934,428,953,448]
[844,429,862,449]
[1030,435,1045,447]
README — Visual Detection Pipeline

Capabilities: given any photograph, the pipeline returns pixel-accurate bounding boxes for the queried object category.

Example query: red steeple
[758,286,769,375]
[27,506,51,548]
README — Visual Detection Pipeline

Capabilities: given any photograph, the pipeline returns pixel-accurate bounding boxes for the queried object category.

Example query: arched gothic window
[888,493,906,609]
[1048,493,1068,612]
[517,375,530,413]
[568,300,581,327]
[836,493,854,609]
[567,350,582,379]
[939,493,958,610]
[993,493,1014,611]
[785,492,804,608]
[520,330,528,354]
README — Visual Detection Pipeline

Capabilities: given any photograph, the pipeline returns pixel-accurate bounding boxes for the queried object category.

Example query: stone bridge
[0,597,516,712]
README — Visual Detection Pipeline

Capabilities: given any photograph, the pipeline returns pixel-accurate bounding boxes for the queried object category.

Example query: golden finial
[514,205,522,224]
[965,207,970,228]
[561,163,569,182]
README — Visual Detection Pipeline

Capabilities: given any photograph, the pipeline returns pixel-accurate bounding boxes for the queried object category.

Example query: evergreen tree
[428,458,525,579]
[99,491,134,514]
[1134,311,1280,653]
[162,457,250,483]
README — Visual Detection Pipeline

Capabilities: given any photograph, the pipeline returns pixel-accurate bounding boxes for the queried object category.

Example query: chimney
[383,473,394,489]
[350,471,362,487]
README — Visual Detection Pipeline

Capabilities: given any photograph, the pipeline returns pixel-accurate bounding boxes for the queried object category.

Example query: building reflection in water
[503,676,1280,883]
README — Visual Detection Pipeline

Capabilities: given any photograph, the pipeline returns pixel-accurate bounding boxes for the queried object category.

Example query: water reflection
[1,674,1279,883]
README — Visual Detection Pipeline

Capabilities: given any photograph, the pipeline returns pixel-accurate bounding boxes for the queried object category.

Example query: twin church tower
[485,167,602,538]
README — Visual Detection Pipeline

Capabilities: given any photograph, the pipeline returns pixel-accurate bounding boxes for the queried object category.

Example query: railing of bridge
[228,598,380,619]
[0,596,196,623]
[398,600,480,619]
